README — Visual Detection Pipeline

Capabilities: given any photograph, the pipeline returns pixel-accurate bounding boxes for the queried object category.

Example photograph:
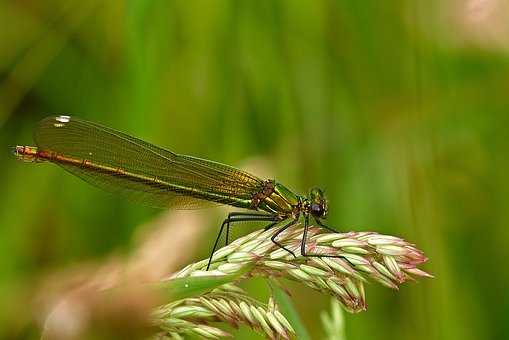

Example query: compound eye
[310,203,323,216]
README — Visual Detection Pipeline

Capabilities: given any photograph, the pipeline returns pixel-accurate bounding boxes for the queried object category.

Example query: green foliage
[270,281,311,340]
[154,265,254,301]
[321,299,346,340]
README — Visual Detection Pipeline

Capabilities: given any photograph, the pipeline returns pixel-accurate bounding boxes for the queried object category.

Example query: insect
[13,115,342,269]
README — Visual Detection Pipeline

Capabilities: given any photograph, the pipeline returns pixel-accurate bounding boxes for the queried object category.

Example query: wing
[33,115,263,209]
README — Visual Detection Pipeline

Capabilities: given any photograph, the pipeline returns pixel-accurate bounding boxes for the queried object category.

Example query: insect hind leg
[206,212,279,270]
[224,212,279,246]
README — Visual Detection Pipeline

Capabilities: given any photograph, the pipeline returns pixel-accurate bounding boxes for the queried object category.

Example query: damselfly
[14,115,342,269]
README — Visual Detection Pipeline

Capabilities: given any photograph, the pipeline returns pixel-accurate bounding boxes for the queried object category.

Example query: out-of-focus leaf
[321,298,347,340]
[270,280,311,340]
[154,264,253,301]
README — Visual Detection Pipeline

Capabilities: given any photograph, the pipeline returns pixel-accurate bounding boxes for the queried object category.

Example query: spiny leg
[301,215,355,267]
[300,215,311,257]
[270,217,299,257]
[206,212,279,270]
[207,219,228,270]
[224,212,278,246]
[263,220,280,231]
[315,218,340,233]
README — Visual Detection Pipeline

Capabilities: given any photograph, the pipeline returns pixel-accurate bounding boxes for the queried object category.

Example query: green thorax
[257,182,301,215]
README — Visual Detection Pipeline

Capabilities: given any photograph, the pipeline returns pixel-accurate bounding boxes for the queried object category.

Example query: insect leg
[301,216,355,267]
[263,220,280,231]
[207,218,228,270]
[207,212,279,270]
[300,215,311,257]
[270,217,299,257]
[224,212,277,246]
[315,218,340,233]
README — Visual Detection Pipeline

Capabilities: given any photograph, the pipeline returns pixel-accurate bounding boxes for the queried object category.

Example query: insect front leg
[314,218,340,233]
[301,215,355,267]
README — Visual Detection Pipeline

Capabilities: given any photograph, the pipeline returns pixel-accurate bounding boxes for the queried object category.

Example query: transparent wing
[34,116,263,209]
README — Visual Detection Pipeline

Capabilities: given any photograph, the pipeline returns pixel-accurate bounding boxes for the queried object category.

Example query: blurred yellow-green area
[1,0,509,339]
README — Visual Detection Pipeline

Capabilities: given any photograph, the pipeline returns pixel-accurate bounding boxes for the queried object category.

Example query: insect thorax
[252,180,300,215]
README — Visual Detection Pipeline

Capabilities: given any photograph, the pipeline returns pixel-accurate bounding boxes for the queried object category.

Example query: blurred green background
[1,0,509,339]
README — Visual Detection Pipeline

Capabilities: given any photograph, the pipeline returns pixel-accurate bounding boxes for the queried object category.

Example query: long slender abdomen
[12,145,254,209]
[14,146,86,167]
[14,145,175,183]
[13,146,49,163]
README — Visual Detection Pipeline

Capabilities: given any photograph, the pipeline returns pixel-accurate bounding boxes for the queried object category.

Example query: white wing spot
[56,115,71,123]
